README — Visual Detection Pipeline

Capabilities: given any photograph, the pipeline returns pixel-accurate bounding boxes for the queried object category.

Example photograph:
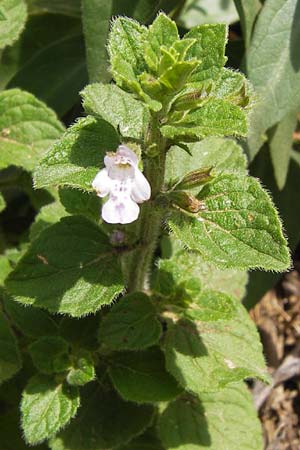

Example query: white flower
[92,145,151,224]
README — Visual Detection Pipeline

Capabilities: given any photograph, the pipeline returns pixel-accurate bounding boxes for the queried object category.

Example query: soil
[251,262,300,450]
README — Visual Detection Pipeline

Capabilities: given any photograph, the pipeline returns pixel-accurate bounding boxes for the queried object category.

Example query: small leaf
[29,336,70,374]
[30,201,69,241]
[0,0,27,49]
[162,99,248,141]
[99,292,162,351]
[109,347,182,403]
[6,216,124,317]
[158,383,263,450]
[81,83,150,139]
[66,350,95,386]
[49,384,154,450]
[184,24,227,82]
[59,187,101,223]
[21,374,80,445]
[0,310,21,384]
[164,301,269,394]
[33,116,119,191]
[0,89,64,172]
[169,175,290,271]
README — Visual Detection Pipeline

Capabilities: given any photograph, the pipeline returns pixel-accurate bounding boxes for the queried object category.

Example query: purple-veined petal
[102,197,140,224]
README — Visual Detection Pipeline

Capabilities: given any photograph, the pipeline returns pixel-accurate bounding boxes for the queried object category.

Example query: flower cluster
[92,146,151,224]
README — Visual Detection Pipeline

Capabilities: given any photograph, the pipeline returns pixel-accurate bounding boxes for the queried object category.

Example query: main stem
[127,115,167,292]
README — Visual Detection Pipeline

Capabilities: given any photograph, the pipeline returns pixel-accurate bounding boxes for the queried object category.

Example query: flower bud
[175,167,213,190]
[168,191,206,213]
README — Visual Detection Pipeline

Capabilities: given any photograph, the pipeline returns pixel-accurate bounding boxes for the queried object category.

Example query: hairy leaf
[29,336,70,374]
[158,383,263,450]
[6,216,124,317]
[0,89,64,171]
[169,175,290,271]
[66,350,95,386]
[109,347,182,403]
[21,375,79,445]
[99,292,162,351]
[34,116,119,190]
[0,0,27,49]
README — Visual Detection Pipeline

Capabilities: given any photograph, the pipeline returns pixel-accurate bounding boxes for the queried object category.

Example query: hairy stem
[126,115,167,292]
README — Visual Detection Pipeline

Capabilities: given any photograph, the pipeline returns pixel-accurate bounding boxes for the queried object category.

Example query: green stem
[126,116,167,292]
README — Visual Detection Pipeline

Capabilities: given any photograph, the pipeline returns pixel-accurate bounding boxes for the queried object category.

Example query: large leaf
[49,385,154,450]
[3,14,87,116]
[166,137,247,185]
[34,116,119,191]
[99,292,162,351]
[108,347,182,403]
[158,383,263,450]
[0,310,21,384]
[0,0,27,49]
[81,83,150,139]
[246,0,300,158]
[233,0,261,47]
[0,89,64,172]
[269,110,297,190]
[164,301,269,394]
[21,374,80,445]
[168,174,290,271]
[5,216,124,317]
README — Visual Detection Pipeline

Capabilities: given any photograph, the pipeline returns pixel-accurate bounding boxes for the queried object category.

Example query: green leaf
[233,0,261,47]
[156,248,248,301]
[179,0,239,28]
[0,192,6,213]
[81,0,112,83]
[246,0,300,159]
[117,428,164,450]
[99,292,162,351]
[59,188,101,223]
[164,301,269,394]
[29,336,70,374]
[169,174,290,271]
[66,350,95,386]
[27,0,81,16]
[3,14,87,116]
[269,110,297,190]
[0,310,21,384]
[81,83,150,139]
[158,383,263,450]
[21,374,80,445]
[3,293,58,337]
[166,137,247,186]
[6,216,124,317]
[0,89,64,172]
[109,347,182,403]
[30,201,69,241]
[49,384,154,450]
[184,24,227,82]
[0,0,27,49]
[162,99,248,141]
[34,116,119,191]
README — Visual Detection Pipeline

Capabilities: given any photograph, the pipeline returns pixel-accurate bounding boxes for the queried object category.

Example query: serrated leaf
[184,24,227,82]
[49,384,154,450]
[0,310,21,384]
[81,83,150,139]
[34,116,119,191]
[29,336,70,374]
[269,110,297,190]
[169,174,290,271]
[164,300,269,394]
[158,383,263,450]
[21,374,80,445]
[0,89,64,171]
[99,292,162,351]
[166,137,247,186]
[162,99,247,141]
[108,347,182,403]
[247,0,300,158]
[0,0,27,49]
[5,216,124,317]
[3,293,58,337]
[66,350,95,386]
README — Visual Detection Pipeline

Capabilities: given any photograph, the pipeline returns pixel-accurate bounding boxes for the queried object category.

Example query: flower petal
[102,197,139,224]
[118,145,138,166]
[131,168,151,203]
[92,168,112,197]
